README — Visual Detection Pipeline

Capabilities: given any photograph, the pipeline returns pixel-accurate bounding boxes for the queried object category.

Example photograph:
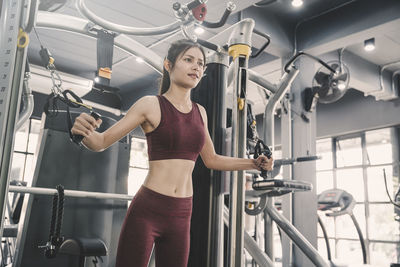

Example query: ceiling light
[136,57,144,63]
[364,38,375,52]
[194,26,204,35]
[337,81,346,90]
[291,0,303,7]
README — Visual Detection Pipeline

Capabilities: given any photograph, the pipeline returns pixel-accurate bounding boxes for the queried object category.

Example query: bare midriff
[143,159,196,197]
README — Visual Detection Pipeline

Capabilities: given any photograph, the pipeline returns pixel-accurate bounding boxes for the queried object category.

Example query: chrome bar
[36,12,163,74]
[262,64,299,259]
[248,69,277,94]
[76,0,191,36]
[223,206,274,267]
[8,185,133,201]
[264,205,330,267]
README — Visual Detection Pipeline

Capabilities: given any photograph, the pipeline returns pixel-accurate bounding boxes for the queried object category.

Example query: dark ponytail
[158,39,206,95]
[159,67,171,95]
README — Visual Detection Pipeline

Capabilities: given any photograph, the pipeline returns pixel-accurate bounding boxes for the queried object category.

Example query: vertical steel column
[0,0,29,238]
[190,52,228,267]
[262,66,299,260]
[281,94,293,267]
[206,57,227,267]
[228,44,251,267]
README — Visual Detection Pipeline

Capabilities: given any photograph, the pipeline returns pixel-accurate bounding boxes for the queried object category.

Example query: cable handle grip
[71,111,101,145]
[253,139,272,178]
[202,2,234,28]
[296,155,321,162]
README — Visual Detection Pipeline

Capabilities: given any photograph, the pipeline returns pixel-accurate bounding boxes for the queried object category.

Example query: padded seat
[59,237,107,267]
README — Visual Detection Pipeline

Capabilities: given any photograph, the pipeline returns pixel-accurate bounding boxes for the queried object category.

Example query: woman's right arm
[71,96,155,152]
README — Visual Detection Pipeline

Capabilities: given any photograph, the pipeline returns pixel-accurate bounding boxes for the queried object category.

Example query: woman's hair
[159,39,206,95]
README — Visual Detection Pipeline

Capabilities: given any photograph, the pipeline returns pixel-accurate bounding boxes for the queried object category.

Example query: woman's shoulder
[194,102,205,113]
[135,95,160,106]
[129,95,160,114]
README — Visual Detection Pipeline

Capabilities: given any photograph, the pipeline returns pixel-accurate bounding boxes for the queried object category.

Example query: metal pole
[8,185,133,201]
[265,205,330,267]
[227,18,254,267]
[191,51,228,267]
[36,12,163,74]
[223,206,274,267]
[228,54,243,267]
[262,65,299,260]
[0,0,27,239]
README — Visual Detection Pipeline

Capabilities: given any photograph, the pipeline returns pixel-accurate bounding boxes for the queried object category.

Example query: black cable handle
[49,193,58,240]
[54,185,64,243]
[202,7,232,28]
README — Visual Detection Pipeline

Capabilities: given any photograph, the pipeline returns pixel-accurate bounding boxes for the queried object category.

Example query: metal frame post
[227,18,254,265]
[0,0,30,239]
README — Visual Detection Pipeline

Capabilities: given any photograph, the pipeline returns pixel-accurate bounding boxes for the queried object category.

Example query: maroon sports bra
[145,95,205,161]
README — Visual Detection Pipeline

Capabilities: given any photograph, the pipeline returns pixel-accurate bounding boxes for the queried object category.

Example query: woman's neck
[164,86,191,105]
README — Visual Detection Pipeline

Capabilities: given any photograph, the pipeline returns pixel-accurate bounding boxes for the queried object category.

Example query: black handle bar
[284,51,336,73]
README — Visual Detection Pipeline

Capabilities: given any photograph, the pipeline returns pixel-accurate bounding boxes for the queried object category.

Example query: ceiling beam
[242,6,294,58]
[296,0,400,55]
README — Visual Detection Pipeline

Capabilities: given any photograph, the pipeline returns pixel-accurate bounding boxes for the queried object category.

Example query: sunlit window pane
[130,137,148,168]
[317,211,335,238]
[370,242,398,266]
[366,128,392,165]
[11,153,25,181]
[318,237,335,261]
[317,138,333,171]
[27,120,41,153]
[336,204,365,239]
[14,121,29,151]
[23,154,36,186]
[128,168,148,197]
[367,166,393,202]
[337,168,364,201]
[336,137,362,167]
[336,239,365,265]
[316,171,334,194]
[369,204,399,242]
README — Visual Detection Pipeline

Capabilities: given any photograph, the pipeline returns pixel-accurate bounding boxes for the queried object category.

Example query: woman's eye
[184,58,192,62]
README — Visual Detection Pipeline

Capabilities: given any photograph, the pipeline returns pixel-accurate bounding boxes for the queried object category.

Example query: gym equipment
[242,175,330,267]
[12,111,130,267]
[318,189,368,265]
[303,60,350,112]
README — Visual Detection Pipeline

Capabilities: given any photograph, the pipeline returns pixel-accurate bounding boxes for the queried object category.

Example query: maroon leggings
[116,186,192,267]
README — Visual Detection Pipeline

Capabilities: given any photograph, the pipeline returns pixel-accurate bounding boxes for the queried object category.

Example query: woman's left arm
[198,105,273,171]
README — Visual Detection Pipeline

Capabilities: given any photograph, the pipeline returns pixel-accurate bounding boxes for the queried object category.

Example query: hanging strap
[96,29,115,86]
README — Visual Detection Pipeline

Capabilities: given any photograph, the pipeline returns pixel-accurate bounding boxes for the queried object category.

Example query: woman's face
[167,47,205,89]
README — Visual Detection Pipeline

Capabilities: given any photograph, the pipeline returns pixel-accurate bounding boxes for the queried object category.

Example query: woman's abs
[143,159,195,197]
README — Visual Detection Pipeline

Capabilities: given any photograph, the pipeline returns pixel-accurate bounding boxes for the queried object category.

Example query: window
[316,138,333,171]
[11,119,41,185]
[336,137,362,167]
[128,137,149,197]
[316,127,400,264]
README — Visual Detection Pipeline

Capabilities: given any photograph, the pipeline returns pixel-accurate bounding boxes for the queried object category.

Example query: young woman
[71,39,273,267]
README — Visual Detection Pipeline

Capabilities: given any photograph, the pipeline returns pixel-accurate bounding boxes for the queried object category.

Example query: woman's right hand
[71,113,102,139]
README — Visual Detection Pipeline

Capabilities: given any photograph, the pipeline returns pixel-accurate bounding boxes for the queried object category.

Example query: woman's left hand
[254,155,274,171]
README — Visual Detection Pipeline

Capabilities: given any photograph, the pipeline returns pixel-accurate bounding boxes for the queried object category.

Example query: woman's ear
[163,59,172,72]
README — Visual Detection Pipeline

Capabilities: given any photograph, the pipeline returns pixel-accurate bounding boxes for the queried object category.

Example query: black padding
[11,193,25,223]
[59,238,107,257]
[252,179,313,196]
[3,225,18,238]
